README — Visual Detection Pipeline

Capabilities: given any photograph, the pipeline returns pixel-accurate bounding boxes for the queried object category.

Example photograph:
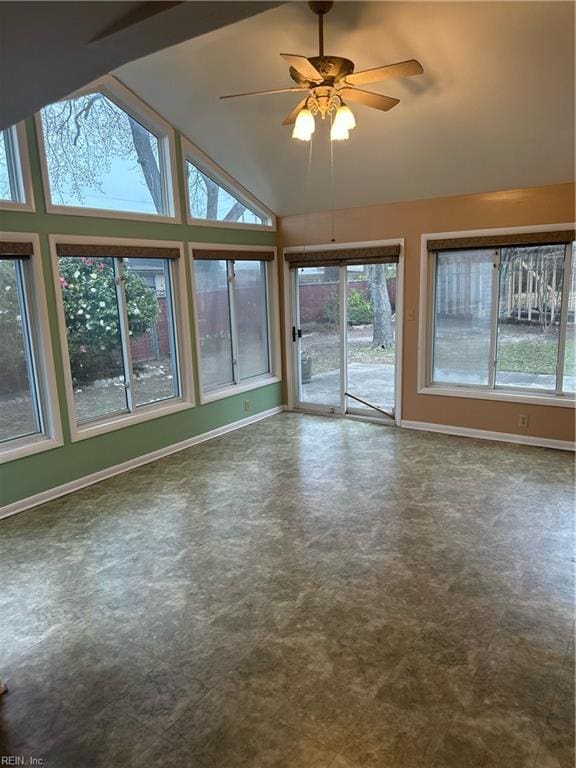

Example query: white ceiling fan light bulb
[292,124,312,141]
[336,103,356,130]
[330,120,350,141]
[292,108,315,141]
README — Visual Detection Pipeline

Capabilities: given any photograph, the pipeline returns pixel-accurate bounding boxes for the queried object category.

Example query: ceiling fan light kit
[220,1,424,143]
[291,91,356,142]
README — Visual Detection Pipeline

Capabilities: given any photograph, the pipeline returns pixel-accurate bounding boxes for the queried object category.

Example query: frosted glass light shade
[292,108,315,141]
[330,121,349,141]
[336,104,356,130]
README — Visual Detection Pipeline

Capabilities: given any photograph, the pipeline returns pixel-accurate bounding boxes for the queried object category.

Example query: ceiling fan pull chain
[329,116,336,243]
[306,135,314,250]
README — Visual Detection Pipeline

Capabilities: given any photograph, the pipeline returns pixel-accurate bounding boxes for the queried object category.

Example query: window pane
[0,260,40,442]
[235,261,270,380]
[195,260,234,390]
[495,246,564,390]
[346,263,396,414]
[41,93,165,216]
[59,256,127,422]
[0,127,23,203]
[564,248,575,393]
[124,258,179,406]
[433,250,495,385]
[297,266,342,407]
[187,161,266,225]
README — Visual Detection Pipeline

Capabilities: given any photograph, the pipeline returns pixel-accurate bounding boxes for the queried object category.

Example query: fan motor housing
[289,56,355,86]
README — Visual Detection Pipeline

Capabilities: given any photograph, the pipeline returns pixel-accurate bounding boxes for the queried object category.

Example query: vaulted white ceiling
[116,1,575,216]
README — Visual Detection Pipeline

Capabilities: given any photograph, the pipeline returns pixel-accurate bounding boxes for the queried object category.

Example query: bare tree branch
[73,94,104,146]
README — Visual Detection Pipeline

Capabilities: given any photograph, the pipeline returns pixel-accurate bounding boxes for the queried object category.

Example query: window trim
[189,243,281,404]
[0,233,63,464]
[50,235,195,443]
[0,122,35,213]
[418,224,576,408]
[35,76,181,224]
[182,137,276,231]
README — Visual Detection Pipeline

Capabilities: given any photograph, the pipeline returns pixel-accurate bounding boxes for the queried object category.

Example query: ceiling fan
[220,1,424,141]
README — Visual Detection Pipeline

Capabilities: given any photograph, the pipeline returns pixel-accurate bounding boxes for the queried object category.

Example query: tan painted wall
[278,182,576,443]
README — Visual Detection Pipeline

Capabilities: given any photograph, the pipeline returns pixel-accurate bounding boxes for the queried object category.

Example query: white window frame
[0,122,35,212]
[50,235,195,442]
[0,232,63,464]
[182,137,276,232]
[418,223,576,408]
[189,243,281,404]
[35,76,180,224]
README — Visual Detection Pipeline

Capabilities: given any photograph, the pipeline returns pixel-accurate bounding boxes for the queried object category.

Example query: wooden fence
[436,249,575,327]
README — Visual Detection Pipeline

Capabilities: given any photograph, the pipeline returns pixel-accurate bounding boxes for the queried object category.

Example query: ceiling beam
[0,1,283,130]
[88,2,184,44]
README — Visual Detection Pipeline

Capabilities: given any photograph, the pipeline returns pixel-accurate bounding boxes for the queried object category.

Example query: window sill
[0,199,35,213]
[187,215,276,232]
[419,385,576,408]
[201,376,281,404]
[71,398,194,442]
[44,203,179,225]
[0,435,63,465]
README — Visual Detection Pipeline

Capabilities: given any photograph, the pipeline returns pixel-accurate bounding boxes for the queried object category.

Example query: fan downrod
[308,1,334,15]
[309,1,333,56]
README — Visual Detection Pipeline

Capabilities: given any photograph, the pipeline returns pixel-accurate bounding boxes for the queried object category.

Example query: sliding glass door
[293,262,398,419]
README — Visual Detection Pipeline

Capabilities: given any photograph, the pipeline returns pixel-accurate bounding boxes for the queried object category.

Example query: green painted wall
[0,116,282,509]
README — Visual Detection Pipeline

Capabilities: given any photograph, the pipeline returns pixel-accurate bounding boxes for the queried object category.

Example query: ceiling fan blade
[280,54,323,83]
[344,59,424,87]
[220,87,307,100]
[282,98,308,126]
[340,87,400,112]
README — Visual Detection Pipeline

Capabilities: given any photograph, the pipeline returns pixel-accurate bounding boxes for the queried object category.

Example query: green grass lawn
[302,320,576,379]
[434,320,575,376]
[498,337,575,374]
[301,324,395,376]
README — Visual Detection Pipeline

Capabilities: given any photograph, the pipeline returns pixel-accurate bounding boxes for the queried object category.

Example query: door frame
[283,238,404,425]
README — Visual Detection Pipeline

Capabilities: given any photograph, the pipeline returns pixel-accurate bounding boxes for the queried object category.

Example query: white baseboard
[1,406,285,521]
[401,420,575,451]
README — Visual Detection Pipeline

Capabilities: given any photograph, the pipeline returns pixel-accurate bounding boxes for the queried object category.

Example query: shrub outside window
[57,251,181,426]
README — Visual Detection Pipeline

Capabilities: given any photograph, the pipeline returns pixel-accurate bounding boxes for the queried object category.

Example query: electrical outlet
[518,414,529,427]
[244,399,251,412]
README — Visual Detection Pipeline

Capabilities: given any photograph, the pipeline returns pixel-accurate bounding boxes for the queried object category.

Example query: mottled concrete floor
[0,413,574,767]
